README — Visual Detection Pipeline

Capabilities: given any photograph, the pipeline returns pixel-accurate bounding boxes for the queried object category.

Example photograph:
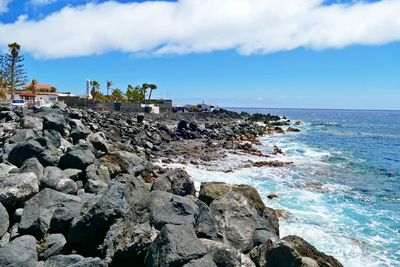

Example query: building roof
[23,83,55,90]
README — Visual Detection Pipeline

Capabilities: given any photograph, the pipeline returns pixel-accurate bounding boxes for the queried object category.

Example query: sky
[0,0,399,109]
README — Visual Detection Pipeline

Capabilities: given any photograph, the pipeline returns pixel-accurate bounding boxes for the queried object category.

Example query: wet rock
[0,172,39,209]
[8,140,45,167]
[68,175,150,256]
[19,158,44,180]
[0,203,9,238]
[42,167,78,194]
[19,189,82,239]
[283,235,343,267]
[0,235,38,267]
[146,224,207,267]
[267,194,278,200]
[152,168,195,196]
[209,191,259,253]
[20,116,44,131]
[37,233,66,261]
[287,127,301,133]
[58,148,95,170]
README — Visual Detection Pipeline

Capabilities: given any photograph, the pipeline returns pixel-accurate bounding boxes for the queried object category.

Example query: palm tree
[147,84,157,102]
[112,88,124,101]
[90,80,100,102]
[125,84,134,101]
[8,42,21,100]
[28,79,38,92]
[106,80,113,97]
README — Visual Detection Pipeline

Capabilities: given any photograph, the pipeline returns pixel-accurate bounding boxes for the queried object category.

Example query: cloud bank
[0,0,400,58]
[0,0,12,14]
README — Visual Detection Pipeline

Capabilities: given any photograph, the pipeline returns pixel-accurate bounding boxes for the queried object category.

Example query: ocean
[170,108,400,267]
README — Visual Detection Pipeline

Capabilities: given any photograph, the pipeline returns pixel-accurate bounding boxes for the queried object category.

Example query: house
[4,83,73,104]
[197,103,219,112]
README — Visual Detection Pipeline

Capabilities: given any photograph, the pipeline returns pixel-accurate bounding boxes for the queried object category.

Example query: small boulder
[9,129,36,144]
[58,148,95,170]
[19,158,44,180]
[152,168,195,196]
[20,116,43,131]
[37,233,66,261]
[8,140,45,167]
[42,167,78,194]
[146,224,207,267]
[0,172,39,209]
[0,203,9,238]
[88,132,109,153]
[194,199,218,240]
[0,235,38,267]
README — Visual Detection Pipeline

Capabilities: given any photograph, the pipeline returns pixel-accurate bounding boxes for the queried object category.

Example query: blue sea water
[177,108,400,267]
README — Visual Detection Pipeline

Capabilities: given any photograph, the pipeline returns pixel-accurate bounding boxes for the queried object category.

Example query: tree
[90,80,100,102]
[112,88,124,102]
[5,42,27,99]
[106,80,113,97]
[125,84,134,101]
[27,79,38,92]
[147,84,157,101]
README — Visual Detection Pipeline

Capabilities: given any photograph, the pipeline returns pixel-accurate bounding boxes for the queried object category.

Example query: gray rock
[146,224,207,267]
[9,129,36,144]
[152,168,195,196]
[8,140,45,167]
[85,163,111,184]
[250,239,302,267]
[183,254,217,267]
[19,158,44,180]
[37,150,62,167]
[63,168,82,181]
[210,191,259,253]
[20,116,43,131]
[58,148,95,170]
[101,151,143,175]
[9,222,21,240]
[43,130,63,148]
[38,234,66,261]
[39,110,70,135]
[13,208,24,223]
[88,132,109,153]
[0,203,9,238]
[69,119,91,143]
[194,199,218,240]
[0,172,39,209]
[68,175,150,256]
[19,188,82,239]
[0,232,10,247]
[42,167,78,194]
[283,235,343,267]
[150,193,199,230]
[0,163,17,175]
[84,179,108,194]
[42,255,107,267]
[263,207,280,237]
[0,235,38,267]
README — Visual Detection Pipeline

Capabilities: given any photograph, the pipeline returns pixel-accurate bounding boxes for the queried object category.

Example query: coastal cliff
[0,104,342,267]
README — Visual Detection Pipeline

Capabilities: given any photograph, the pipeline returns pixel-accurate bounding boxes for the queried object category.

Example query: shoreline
[0,104,344,267]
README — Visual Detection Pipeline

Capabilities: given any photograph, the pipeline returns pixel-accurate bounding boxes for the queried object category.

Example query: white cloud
[30,0,58,6]
[0,0,400,58]
[0,0,12,14]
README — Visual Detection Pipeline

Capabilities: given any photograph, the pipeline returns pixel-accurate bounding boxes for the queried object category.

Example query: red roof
[23,83,55,90]
[17,92,59,96]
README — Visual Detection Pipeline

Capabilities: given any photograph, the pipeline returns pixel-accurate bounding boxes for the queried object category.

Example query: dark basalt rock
[283,235,344,267]
[42,166,78,194]
[19,157,44,180]
[0,202,9,238]
[8,140,45,167]
[151,168,195,196]
[0,235,38,267]
[37,233,67,261]
[145,224,207,267]
[58,148,95,170]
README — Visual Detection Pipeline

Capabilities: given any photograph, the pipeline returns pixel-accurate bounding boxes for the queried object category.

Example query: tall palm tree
[147,84,157,102]
[106,80,113,97]
[125,84,134,101]
[8,42,21,100]
[90,80,100,102]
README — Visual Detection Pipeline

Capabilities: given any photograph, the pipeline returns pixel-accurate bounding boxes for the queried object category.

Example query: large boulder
[42,167,78,194]
[19,157,44,180]
[9,129,36,144]
[0,235,38,267]
[283,235,343,267]
[263,207,279,236]
[199,182,266,214]
[68,175,150,256]
[0,172,39,209]
[39,110,70,135]
[87,132,109,153]
[194,199,218,240]
[37,233,67,261]
[209,191,259,253]
[152,168,195,196]
[150,193,199,230]
[20,116,43,131]
[101,151,144,175]
[42,255,107,267]
[250,239,302,267]
[145,224,207,267]
[69,119,91,143]
[19,188,82,239]
[0,203,9,238]
[58,148,95,170]
[8,140,45,167]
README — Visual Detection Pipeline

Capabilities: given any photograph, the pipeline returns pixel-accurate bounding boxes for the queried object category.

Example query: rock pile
[0,106,342,267]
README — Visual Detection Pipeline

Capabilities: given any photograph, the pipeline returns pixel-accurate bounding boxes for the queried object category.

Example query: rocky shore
[0,104,343,267]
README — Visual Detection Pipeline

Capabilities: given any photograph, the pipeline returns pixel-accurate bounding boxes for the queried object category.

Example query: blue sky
[0,0,399,109]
